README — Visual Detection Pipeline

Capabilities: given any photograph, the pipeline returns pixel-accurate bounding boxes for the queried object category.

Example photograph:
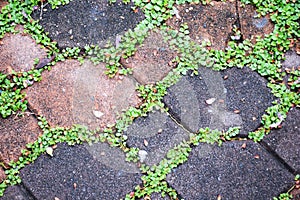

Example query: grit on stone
[0,114,40,166]
[167,141,294,199]
[31,0,144,48]
[0,32,47,73]
[125,110,189,166]
[20,143,142,200]
[24,59,140,130]
[120,29,177,85]
[166,1,237,50]
[263,107,300,173]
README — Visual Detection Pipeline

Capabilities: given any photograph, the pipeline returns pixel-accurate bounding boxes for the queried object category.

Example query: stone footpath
[0,0,299,199]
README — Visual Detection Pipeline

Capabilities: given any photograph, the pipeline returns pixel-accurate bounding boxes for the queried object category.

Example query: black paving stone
[163,67,274,136]
[167,141,294,200]
[263,107,300,173]
[221,67,275,136]
[32,0,144,48]
[125,111,190,166]
[20,143,142,200]
[0,185,34,200]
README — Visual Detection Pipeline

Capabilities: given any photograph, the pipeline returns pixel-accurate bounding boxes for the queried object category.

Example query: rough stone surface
[150,192,171,200]
[32,0,144,48]
[0,33,47,73]
[163,67,271,135]
[0,185,34,200]
[0,167,5,183]
[167,141,294,199]
[238,2,274,42]
[25,59,140,129]
[0,114,40,166]
[167,1,237,50]
[121,30,177,85]
[282,50,300,69]
[221,67,275,136]
[263,107,300,173]
[125,110,189,166]
[20,143,142,200]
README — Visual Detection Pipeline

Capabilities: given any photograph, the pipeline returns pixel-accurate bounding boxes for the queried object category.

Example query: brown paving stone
[120,30,177,85]
[0,114,40,166]
[0,167,5,183]
[0,32,47,73]
[25,59,140,129]
[166,1,237,50]
[238,2,274,42]
[0,0,8,11]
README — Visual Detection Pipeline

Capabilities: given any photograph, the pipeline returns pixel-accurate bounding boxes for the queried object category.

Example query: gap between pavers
[18,143,142,200]
[31,0,144,49]
[24,59,141,130]
[163,67,274,136]
[167,140,294,199]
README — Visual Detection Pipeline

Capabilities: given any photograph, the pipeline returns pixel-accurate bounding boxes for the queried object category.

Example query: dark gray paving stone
[0,185,35,200]
[19,143,142,200]
[263,107,300,173]
[125,111,189,166]
[221,67,275,136]
[32,0,144,48]
[167,141,294,200]
[163,67,274,136]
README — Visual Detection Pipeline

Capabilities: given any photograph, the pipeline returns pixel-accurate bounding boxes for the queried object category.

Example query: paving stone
[281,50,300,69]
[25,59,140,129]
[238,2,274,42]
[221,67,275,136]
[0,114,40,166]
[32,0,144,48]
[125,110,189,166]
[150,192,171,200]
[163,67,271,135]
[0,167,5,183]
[0,185,35,200]
[167,140,294,199]
[263,107,300,173]
[166,1,237,50]
[0,32,47,73]
[120,30,177,84]
[20,143,142,200]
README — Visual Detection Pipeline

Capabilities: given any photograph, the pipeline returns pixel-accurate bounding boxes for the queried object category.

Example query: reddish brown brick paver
[25,59,140,130]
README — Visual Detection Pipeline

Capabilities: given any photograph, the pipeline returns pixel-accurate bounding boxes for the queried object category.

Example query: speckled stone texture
[125,110,189,166]
[20,143,142,200]
[0,185,34,200]
[263,108,300,173]
[167,141,294,199]
[31,0,144,48]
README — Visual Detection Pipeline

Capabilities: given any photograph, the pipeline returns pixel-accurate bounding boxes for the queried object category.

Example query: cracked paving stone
[120,29,177,85]
[263,107,300,173]
[19,143,142,200]
[0,114,41,167]
[237,2,274,42]
[0,31,47,73]
[163,67,273,135]
[166,1,237,50]
[24,59,140,130]
[31,0,144,48]
[167,140,294,199]
[125,110,189,166]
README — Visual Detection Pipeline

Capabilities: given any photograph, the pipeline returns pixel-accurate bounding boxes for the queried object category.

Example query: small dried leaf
[241,143,246,149]
[217,194,222,200]
[234,110,240,114]
[205,98,216,105]
[144,139,148,147]
[93,110,104,119]
[254,155,260,159]
[46,147,53,157]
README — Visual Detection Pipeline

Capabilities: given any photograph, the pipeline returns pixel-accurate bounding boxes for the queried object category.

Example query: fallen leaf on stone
[93,110,104,119]
[234,110,240,114]
[73,182,77,189]
[54,198,60,200]
[205,98,216,105]
[254,155,260,159]
[217,194,222,200]
[241,143,246,149]
[46,147,53,157]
